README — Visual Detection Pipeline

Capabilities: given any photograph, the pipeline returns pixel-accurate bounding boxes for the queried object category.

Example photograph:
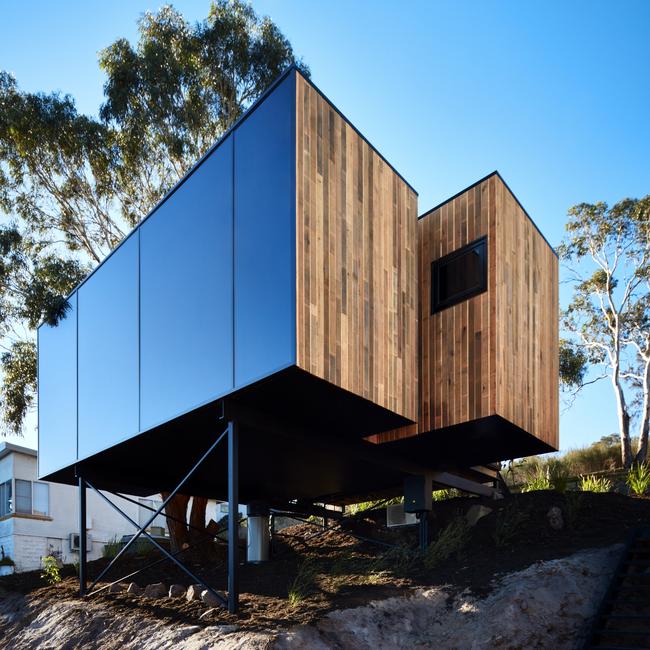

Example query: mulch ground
[2,491,649,632]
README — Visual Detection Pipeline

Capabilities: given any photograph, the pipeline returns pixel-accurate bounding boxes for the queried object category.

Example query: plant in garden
[287,559,317,607]
[547,459,572,493]
[424,516,470,569]
[627,462,650,496]
[579,474,612,493]
[41,555,61,585]
[492,502,529,547]
[522,466,551,492]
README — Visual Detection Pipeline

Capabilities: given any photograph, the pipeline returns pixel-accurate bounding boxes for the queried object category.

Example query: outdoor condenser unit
[69,532,92,553]
[386,503,417,528]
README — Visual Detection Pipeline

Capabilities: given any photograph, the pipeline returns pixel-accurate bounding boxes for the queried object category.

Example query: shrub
[522,467,551,492]
[288,559,317,607]
[424,517,470,569]
[0,555,15,568]
[432,489,462,501]
[41,555,61,585]
[102,535,122,559]
[373,544,421,574]
[627,463,650,496]
[492,502,529,547]
[547,459,571,493]
[579,474,612,493]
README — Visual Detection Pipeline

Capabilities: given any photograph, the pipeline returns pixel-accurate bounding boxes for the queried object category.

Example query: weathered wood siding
[295,73,418,421]
[371,173,558,449]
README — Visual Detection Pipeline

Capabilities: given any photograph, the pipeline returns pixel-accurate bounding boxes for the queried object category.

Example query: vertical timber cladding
[494,178,559,449]
[295,73,418,422]
[373,173,558,449]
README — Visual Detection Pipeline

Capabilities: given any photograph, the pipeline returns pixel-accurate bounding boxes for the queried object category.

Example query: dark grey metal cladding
[140,135,234,431]
[37,292,78,478]
[234,72,295,387]
[38,70,298,477]
[78,232,139,458]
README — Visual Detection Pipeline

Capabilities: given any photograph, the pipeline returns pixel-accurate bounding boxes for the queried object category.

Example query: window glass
[139,498,167,530]
[0,480,12,517]
[432,237,487,313]
[33,482,49,516]
[15,479,32,514]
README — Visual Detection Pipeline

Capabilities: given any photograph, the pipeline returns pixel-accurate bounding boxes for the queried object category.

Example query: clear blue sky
[1,1,649,453]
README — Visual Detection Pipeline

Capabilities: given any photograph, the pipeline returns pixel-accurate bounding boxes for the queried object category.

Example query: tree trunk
[189,496,208,541]
[612,373,633,469]
[634,356,650,465]
[161,492,190,552]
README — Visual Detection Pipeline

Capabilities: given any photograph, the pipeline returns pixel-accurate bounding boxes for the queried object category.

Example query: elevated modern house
[37,66,558,612]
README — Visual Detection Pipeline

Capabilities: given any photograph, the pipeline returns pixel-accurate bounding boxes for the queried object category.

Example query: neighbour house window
[15,479,31,514]
[431,236,487,313]
[12,480,49,516]
[33,482,49,516]
[0,480,11,517]
[138,498,167,530]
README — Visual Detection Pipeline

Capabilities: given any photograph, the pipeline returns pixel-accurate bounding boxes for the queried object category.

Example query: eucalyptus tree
[559,197,650,468]
[0,1,305,548]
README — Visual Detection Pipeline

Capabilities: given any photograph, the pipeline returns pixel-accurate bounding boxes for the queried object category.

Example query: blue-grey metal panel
[140,136,234,430]
[77,233,139,458]
[37,293,77,478]
[234,73,295,387]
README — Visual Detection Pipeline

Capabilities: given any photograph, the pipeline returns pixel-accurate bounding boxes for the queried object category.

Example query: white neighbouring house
[0,442,180,573]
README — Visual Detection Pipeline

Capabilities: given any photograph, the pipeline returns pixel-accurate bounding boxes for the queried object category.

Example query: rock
[199,608,216,621]
[126,582,143,596]
[466,504,493,527]
[201,589,223,607]
[215,624,239,634]
[186,584,203,602]
[168,584,186,598]
[143,582,167,599]
[108,582,126,594]
[547,506,564,531]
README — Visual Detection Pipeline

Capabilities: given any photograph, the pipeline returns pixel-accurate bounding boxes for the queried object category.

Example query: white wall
[3,450,160,571]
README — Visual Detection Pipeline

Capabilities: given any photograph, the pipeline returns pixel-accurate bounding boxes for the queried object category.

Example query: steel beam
[78,475,87,596]
[227,419,239,614]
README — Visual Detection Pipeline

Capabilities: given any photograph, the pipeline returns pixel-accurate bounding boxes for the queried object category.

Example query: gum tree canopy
[559,197,650,469]
[0,1,306,549]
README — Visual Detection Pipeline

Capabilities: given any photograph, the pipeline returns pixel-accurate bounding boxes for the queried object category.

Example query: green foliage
[579,474,612,493]
[559,339,588,389]
[424,517,470,570]
[347,497,402,515]
[545,459,571,493]
[40,555,62,585]
[492,502,529,547]
[102,535,122,559]
[288,559,317,607]
[432,488,462,501]
[562,435,623,474]
[627,463,650,496]
[521,466,551,492]
[0,555,15,567]
[0,1,305,433]
[373,544,421,574]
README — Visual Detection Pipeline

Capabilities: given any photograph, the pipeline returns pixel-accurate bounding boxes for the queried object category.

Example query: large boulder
[143,582,167,599]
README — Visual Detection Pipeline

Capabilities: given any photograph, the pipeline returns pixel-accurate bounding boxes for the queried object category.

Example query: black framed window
[431,236,487,313]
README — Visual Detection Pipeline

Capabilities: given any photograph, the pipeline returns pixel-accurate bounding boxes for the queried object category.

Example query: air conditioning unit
[69,532,92,553]
[386,503,418,528]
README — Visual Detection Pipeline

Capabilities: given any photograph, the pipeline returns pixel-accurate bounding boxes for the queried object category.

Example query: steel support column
[78,475,87,596]
[228,419,239,614]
